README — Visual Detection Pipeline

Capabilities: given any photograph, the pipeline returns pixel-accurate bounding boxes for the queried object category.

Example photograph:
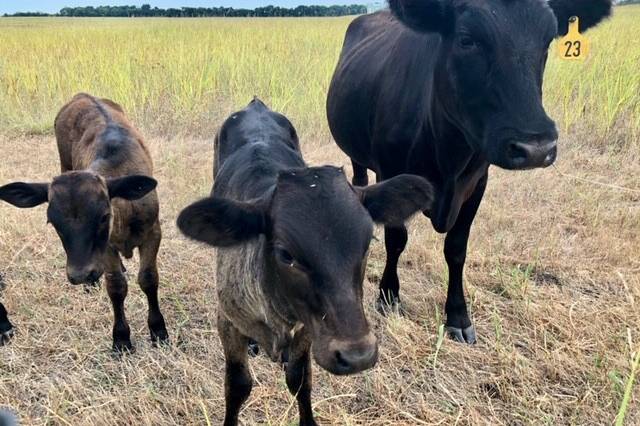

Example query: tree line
[4,4,367,18]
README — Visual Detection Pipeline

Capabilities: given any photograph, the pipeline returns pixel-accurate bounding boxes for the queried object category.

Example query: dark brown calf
[0,93,168,351]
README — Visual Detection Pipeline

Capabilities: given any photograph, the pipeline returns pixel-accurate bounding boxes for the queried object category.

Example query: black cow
[0,302,13,346]
[327,0,612,343]
[178,98,433,426]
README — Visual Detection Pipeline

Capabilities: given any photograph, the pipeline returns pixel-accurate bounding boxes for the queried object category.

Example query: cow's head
[389,0,611,170]
[0,172,156,284]
[178,167,433,375]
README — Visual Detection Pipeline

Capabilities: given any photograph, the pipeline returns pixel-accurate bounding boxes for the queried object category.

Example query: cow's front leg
[218,314,253,426]
[138,222,169,345]
[105,248,132,352]
[377,225,408,314]
[0,302,14,345]
[286,328,317,426]
[444,173,487,344]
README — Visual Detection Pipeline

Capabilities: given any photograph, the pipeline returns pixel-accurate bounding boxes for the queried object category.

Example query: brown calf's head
[178,167,433,375]
[0,171,156,285]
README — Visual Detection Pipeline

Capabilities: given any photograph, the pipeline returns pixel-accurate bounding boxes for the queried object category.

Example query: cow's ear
[107,175,157,201]
[356,174,434,226]
[0,182,49,208]
[548,0,612,36]
[177,196,269,247]
[389,0,452,34]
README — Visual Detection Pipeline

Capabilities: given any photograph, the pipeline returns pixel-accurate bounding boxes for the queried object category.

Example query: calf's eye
[275,247,295,267]
[100,213,111,225]
[458,35,479,51]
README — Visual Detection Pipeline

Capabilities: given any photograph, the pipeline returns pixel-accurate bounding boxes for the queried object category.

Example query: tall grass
[0,8,638,143]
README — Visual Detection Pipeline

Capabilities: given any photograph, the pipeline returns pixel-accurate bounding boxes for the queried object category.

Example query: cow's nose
[330,333,378,375]
[507,139,557,169]
[67,268,103,285]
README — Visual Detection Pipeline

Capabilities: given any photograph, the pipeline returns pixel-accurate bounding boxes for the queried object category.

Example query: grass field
[0,7,639,425]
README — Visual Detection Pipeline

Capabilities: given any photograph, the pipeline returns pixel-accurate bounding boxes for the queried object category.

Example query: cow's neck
[409,102,489,234]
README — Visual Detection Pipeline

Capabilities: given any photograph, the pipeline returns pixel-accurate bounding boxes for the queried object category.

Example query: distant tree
[5,4,367,18]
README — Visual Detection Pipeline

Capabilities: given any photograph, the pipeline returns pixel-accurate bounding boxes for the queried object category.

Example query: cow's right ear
[389,0,453,34]
[177,197,269,247]
[0,182,49,208]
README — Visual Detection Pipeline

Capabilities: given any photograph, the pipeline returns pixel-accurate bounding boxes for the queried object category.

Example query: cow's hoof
[445,325,477,344]
[248,340,259,357]
[150,329,169,347]
[375,296,404,316]
[0,326,14,346]
[112,340,135,354]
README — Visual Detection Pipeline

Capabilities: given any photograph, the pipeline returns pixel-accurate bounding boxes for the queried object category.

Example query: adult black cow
[327,0,612,343]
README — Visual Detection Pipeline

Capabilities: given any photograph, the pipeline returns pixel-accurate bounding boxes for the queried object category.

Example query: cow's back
[327,11,441,176]
[54,93,152,175]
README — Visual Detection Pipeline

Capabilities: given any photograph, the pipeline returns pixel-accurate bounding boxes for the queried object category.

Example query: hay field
[0,8,639,425]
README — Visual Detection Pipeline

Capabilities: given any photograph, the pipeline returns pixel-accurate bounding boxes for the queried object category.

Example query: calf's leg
[444,173,487,344]
[0,302,14,345]
[105,248,132,352]
[218,314,253,426]
[286,329,317,426]
[138,222,168,345]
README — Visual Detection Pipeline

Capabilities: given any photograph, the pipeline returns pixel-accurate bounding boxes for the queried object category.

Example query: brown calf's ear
[107,175,157,201]
[548,0,612,36]
[177,197,268,247]
[358,174,434,226]
[0,182,49,208]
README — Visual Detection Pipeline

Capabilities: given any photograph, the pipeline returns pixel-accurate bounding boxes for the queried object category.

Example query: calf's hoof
[112,339,135,354]
[248,340,260,357]
[445,325,477,345]
[0,325,14,346]
[375,295,404,316]
[150,328,170,346]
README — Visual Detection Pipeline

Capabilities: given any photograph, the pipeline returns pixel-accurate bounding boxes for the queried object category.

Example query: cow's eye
[100,213,111,225]
[275,247,295,267]
[457,35,479,50]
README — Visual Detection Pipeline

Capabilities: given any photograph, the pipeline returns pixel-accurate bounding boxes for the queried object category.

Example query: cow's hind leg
[138,222,169,345]
[444,173,487,344]
[351,160,369,187]
[0,303,14,345]
[286,329,317,426]
[105,249,133,352]
[377,225,408,314]
[219,314,253,426]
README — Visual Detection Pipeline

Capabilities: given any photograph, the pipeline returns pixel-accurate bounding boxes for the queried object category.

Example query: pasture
[0,9,639,425]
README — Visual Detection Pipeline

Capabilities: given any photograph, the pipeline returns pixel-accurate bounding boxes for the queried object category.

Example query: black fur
[0,182,49,208]
[548,0,612,36]
[388,0,452,34]
[358,174,434,226]
[107,175,157,201]
[177,197,268,247]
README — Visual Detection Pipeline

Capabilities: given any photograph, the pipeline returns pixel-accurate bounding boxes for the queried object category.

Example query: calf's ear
[389,0,452,34]
[548,0,612,36]
[107,175,157,201]
[0,182,49,208]
[177,197,268,247]
[357,174,434,226]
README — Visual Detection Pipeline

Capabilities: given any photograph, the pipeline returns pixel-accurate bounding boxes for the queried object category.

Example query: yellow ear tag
[557,16,590,60]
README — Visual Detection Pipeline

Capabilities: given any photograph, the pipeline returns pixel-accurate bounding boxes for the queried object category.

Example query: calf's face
[0,172,156,285]
[179,167,433,375]
[390,0,611,170]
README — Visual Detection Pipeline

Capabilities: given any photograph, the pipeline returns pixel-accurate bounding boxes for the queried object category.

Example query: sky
[0,0,356,14]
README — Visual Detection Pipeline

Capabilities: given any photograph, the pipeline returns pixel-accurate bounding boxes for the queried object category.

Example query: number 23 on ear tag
[558,16,590,60]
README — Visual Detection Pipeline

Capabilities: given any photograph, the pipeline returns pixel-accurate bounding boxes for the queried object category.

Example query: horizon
[0,1,373,15]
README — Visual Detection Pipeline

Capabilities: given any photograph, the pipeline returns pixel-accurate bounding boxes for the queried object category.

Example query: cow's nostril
[508,141,529,161]
[335,350,351,370]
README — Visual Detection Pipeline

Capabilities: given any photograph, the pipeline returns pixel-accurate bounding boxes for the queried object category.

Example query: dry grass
[1,9,640,426]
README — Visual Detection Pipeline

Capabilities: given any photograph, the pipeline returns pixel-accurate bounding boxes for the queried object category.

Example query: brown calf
[0,93,168,351]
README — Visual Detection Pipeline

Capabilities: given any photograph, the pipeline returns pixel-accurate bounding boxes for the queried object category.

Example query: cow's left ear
[107,175,157,201]
[548,0,612,36]
[356,174,434,226]
[0,182,49,208]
